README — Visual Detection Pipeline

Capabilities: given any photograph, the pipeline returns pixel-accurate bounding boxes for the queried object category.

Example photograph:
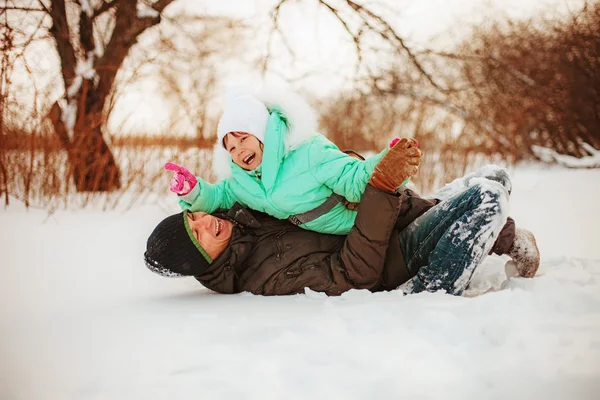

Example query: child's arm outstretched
[165,162,238,213]
[307,135,388,203]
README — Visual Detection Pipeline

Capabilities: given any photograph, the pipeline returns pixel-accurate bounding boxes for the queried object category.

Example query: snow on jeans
[398,177,509,295]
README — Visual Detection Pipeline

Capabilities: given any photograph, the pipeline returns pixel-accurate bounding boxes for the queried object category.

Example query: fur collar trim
[212,86,318,181]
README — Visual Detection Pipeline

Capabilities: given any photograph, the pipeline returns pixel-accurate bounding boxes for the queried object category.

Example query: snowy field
[1,164,599,400]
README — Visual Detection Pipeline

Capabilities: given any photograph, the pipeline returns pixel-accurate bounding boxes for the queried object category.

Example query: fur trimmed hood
[212,86,319,181]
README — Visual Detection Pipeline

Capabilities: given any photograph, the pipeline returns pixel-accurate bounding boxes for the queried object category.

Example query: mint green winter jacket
[179,108,386,235]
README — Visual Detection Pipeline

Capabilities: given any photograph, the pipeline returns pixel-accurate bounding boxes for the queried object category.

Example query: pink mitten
[164,162,198,196]
[390,137,418,148]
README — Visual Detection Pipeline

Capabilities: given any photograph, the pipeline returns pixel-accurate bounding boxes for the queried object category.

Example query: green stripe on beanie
[183,210,213,264]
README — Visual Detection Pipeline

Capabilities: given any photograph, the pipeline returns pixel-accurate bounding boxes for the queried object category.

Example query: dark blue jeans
[398,175,510,295]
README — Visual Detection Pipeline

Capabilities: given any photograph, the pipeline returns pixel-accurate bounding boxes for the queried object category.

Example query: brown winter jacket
[193,185,437,296]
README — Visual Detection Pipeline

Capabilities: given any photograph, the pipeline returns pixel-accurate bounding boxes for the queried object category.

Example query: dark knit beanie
[144,210,212,277]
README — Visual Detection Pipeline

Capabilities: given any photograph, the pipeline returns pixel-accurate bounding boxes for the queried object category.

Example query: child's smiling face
[223,132,264,171]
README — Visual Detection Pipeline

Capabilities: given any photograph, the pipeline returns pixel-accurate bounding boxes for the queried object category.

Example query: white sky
[167,0,585,91]
[8,0,585,135]
[108,0,584,134]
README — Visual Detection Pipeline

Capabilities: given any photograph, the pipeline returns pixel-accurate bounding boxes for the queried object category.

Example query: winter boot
[505,228,540,278]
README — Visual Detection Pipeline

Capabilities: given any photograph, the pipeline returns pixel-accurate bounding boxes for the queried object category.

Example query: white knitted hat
[216,87,270,147]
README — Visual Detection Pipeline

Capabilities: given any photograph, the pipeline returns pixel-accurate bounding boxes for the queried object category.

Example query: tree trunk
[70,125,121,192]
[49,84,121,192]
[44,0,175,192]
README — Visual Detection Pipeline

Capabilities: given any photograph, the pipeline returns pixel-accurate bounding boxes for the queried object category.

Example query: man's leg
[431,164,512,201]
[398,179,509,295]
[429,165,540,277]
[430,165,514,255]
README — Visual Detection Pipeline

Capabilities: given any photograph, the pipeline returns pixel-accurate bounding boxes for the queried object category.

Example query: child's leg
[398,179,510,295]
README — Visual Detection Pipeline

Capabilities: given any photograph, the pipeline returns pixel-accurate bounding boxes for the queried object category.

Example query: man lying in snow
[144,140,540,296]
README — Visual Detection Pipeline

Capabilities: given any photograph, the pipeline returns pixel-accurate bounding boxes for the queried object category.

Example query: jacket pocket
[285,263,316,278]
[272,230,287,263]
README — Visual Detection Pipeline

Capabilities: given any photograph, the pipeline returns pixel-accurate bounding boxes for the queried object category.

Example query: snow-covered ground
[1,164,599,400]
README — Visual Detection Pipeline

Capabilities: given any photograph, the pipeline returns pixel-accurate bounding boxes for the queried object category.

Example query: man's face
[223,132,263,171]
[186,212,233,261]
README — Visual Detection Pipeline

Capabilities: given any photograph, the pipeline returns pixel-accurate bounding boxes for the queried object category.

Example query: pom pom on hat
[216,87,270,147]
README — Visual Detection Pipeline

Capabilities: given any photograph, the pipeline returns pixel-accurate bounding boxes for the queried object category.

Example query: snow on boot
[506,228,540,278]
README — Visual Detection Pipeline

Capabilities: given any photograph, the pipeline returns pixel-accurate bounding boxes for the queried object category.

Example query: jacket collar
[206,206,259,274]
[221,203,262,229]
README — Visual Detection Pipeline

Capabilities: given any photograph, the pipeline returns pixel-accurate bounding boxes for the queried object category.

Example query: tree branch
[371,79,511,150]
[263,0,288,73]
[16,11,49,50]
[94,0,122,17]
[94,0,175,111]
[36,0,51,14]
[79,5,95,54]
[48,0,77,85]
[343,0,449,93]
[0,6,47,12]
[153,0,175,13]
[319,0,363,66]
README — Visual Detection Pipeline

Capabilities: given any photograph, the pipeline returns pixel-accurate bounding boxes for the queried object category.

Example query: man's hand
[369,138,421,193]
[164,162,198,196]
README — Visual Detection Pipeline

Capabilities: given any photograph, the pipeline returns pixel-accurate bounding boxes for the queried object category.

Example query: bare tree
[0,0,200,192]
[305,1,600,192]
[453,1,600,159]
[0,0,180,191]
[1,1,248,208]
[292,1,599,165]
